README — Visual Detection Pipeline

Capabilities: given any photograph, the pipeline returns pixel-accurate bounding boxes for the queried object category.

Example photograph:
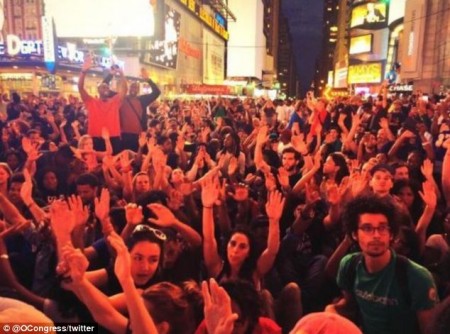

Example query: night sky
[282,0,325,97]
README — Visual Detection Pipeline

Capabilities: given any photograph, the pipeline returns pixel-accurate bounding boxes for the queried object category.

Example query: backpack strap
[347,253,363,293]
[395,254,411,306]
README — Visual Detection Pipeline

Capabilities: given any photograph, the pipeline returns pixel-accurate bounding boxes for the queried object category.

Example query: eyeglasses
[132,225,167,241]
[358,225,390,235]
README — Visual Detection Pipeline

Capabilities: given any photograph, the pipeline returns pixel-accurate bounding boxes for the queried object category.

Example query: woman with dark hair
[3,149,24,173]
[36,168,67,205]
[0,162,12,196]
[84,224,165,296]
[392,179,424,224]
[216,132,245,178]
[322,152,350,187]
[201,176,284,289]
[61,233,201,334]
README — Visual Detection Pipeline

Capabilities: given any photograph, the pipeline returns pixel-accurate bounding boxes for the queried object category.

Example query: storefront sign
[0,35,43,57]
[389,84,413,93]
[0,34,113,67]
[42,16,56,63]
[178,0,229,40]
[184,84,231,95]
[348,62,383,84]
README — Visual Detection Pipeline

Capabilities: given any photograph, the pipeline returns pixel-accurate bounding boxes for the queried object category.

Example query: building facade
[0,0,231,97]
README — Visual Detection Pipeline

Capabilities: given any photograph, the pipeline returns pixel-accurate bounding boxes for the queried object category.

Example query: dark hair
[142,282,193,334]
[282,147,301,161]
[127,225,164,276]
[75,173,99,188]
[36,167,62,192]
[391,161,409,172]
[329,152,350,184]
[221,131,241,158]
[222,227,259,283]
[220,280,262,333]
[156,135,170,146]
[343,194,399,238]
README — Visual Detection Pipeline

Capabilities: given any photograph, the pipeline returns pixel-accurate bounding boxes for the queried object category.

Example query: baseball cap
[370,163,394,177]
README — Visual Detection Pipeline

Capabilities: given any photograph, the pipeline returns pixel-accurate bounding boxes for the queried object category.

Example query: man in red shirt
[78,55,127,153]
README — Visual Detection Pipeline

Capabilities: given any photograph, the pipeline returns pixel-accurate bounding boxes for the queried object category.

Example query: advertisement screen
[348,62,384,84]
[351,2,387,28]
[141,5,180,69]
[44,0,159,38]
[349,34,373,54]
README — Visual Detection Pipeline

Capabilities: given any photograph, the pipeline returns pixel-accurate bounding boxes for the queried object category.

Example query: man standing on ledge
[103,68,161,151]
[78,54,127,153]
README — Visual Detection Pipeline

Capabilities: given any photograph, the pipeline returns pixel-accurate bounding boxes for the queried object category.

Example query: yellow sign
[178,0,229,40]
[348,62,383,84]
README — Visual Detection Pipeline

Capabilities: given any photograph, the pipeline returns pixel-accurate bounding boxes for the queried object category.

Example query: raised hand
[229,183,249,202]
[256,125,269,146]
[277,167,290,189]
[67,195,89,227]
[419,180,437,209]
[264,171,277,192]
[138,132,147,148]
[291,134,307,155]
[420,159,434,180]
[94,188,110,221]
[265,190,285,221]
[325,183,340,205]
[82,54,93,72]
[201,176,220,208]
[202,279,238,334]
[61,245,89,284]
[50,200,76,239]
[125,203,143,225]
[147,203,177,227]
[21,136,35,155]
[119,151,133,173]
[108,232,132,285]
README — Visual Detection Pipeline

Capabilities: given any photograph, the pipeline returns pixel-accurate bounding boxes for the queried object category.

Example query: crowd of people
[0,56,450,334]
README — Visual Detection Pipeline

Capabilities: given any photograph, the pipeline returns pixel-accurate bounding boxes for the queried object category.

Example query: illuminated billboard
[349,34,373,54]
[141,5,181,69]
[348,62,384,84]
[44,0,162,38]
[351,2,387,28]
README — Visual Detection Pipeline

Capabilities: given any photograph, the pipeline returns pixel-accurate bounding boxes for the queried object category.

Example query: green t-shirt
[337,250,438,334]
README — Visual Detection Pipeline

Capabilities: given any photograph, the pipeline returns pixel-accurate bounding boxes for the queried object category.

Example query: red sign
[178,37,202,59]
[184,84,231,95]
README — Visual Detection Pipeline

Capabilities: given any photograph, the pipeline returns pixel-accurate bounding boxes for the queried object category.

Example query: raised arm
[416,181,437,256]
[114,67,128,101]
[257,190,284,278]
[78,55,93,103]
[443,139,450,207]
[139,78,161,108]
[61,246,128,334]
[108,232,159,334]
[201,176,223,278]
[147,203,202,248]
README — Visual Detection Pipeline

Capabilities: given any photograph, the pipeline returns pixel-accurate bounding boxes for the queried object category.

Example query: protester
[0,75,449,334]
